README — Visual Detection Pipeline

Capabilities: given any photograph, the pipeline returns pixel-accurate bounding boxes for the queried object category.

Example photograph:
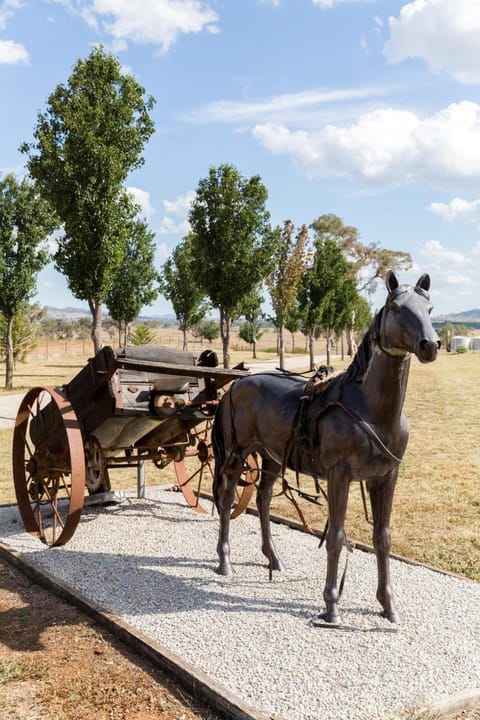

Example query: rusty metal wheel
[174,421,258,516]
[85,436,110,494]
[12,386,86,547]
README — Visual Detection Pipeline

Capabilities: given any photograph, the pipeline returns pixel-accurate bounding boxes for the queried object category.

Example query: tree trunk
[182,327,188,351]
[252,337,257,359]
[89,299,103,354]
[308,328,315,371]
[325,327,331,366]
[346,326,357,357]
[220,308,231,368]
[279,322,286,370]
[5,314,14,390]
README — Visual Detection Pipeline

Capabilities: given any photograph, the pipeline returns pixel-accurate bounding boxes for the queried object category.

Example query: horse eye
[390,302,401,313]
[427,304,433,314]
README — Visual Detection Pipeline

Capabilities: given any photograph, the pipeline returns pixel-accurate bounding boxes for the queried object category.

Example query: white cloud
[251,101,480,186]
[58,0,219,53]
[384,0,480,85]
[158,189,195,236]
[422,239,466,266]
[0,0,23,30]
[312,0,377,7]
[187,86,390,125]
[418,239,479,310]
[163,189,195,216]
[127,186,155,219]
[0,38,28,63]
[429,197,480,222]
[0,1,28,64]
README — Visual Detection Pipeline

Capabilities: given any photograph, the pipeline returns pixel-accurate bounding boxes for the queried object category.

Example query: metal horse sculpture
[212,271,440,624]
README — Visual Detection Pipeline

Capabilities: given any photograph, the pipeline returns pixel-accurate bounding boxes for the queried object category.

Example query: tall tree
[106,216,159,348]
[160,235,209,351]
[0,174,56,389]
[21,45,155,353]
[299,236,358,368]
[310,214,412,294]
[310,214,411,355]
[238,287,265,359]
[189,164,275,368]
[266,220,309,369]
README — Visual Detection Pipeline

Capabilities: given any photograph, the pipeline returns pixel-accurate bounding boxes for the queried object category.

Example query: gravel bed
[1,489,479,720]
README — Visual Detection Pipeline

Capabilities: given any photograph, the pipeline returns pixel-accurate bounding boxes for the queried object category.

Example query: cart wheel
[174,423,257,517]
[13,386,86,547]
[85,436,111,494]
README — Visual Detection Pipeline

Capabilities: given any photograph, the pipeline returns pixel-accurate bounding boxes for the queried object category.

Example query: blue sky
[1,0,480,317]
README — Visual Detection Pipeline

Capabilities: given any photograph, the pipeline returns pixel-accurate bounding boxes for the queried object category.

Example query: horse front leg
[319,462,351,625]
[368,469,399,623]
[215,458,243,576]
[256,458,285,572]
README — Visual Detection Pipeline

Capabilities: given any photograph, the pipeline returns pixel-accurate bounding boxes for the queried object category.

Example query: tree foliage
[192,320,219,345]
[266,219,309,368]
[106,214,159,348]
[0,173,56,388]
[310,214,412,294]
[160,234,209,351]
[130,323,156,346]
[21,45,155,353]
[189,164,275,367]
[238,287,265,359]
[299,236,358,367]
[0,303,46,364]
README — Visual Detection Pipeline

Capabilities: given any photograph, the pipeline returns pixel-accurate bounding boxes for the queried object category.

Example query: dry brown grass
[0,348,478,582]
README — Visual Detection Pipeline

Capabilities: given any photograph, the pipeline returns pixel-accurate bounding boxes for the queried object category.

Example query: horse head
[380,270,440,363]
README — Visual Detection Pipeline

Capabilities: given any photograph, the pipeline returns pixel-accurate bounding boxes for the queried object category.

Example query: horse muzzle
[417,338,440,363]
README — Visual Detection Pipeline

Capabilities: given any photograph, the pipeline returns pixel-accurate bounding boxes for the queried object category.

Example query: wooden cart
[12,345,257,546]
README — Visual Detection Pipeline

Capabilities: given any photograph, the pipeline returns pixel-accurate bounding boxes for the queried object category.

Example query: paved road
[0,394,23,429]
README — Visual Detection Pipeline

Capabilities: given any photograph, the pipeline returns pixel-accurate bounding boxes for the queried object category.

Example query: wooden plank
[114,357,249,382]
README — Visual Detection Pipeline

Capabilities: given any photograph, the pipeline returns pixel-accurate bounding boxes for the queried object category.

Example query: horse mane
[340,308,383,385]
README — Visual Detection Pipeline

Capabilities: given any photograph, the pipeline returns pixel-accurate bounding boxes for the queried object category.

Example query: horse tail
[212,390,228,511]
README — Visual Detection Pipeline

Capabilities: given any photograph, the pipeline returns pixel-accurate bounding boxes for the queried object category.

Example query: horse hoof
[216,563,233,576]
[311,610,340,628]
[382,609,400,624]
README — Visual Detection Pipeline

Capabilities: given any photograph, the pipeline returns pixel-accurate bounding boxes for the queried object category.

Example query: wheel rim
[174,421,257,517]
[13,386,86,546]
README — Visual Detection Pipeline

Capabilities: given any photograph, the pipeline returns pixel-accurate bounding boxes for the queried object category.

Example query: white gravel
[1,488,479,720]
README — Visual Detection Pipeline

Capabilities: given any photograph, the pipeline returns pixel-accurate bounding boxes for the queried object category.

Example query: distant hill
[45,306,90,319]
[44,306,178,323]
[434,309,480,323]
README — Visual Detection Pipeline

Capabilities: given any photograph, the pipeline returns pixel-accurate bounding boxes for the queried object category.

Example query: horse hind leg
[256,458,285,572]
[215,455,244,576]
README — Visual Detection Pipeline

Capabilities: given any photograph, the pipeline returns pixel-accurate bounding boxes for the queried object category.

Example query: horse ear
[385,270,399,294]
[416,273,431,292]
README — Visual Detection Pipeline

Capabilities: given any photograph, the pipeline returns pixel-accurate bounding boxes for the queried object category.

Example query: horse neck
[362,344,411,426]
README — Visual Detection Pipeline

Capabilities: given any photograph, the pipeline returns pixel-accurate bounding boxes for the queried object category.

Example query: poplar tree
[0,174,57,389]
[266,220,309,369]
[106,217,159,348]
[160,235,208,351]
[189,164,275,368]
[21,45,155,353]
